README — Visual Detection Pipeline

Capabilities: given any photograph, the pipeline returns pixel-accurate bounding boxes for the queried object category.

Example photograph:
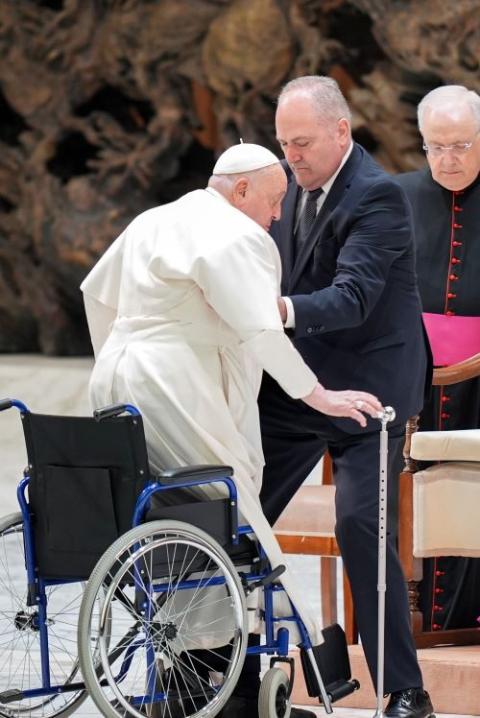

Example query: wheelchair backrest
[22,411,151,580]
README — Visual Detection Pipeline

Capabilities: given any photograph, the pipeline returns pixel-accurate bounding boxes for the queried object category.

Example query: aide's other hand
[277,296,287,323]
[302,384,383,428]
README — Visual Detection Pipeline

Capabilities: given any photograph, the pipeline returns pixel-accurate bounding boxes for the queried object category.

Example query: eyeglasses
[423,132,479,157]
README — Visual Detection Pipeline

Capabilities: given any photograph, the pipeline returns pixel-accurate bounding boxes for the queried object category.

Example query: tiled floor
[72,692,475,717]
[0,356,477,718]
[309,711,470,718]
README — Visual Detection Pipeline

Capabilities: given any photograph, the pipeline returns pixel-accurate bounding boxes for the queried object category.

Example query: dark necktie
[295,187,323,259]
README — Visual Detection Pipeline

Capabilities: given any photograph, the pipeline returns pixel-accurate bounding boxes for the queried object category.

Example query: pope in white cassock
[80,142,381,645]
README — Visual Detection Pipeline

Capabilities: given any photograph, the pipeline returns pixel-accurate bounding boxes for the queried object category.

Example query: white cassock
[81,187,322,646]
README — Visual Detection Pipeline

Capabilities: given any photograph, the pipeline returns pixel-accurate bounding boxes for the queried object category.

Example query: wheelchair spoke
[0,513,93,718]
[78,520,248,718]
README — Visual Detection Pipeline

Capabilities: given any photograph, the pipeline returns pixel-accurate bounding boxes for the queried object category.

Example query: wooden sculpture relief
[0,0,478,353]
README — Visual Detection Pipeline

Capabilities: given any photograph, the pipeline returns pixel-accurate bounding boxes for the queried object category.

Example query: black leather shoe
[385,688,435,718]
[290,709,317,718]
[219,694,316,718]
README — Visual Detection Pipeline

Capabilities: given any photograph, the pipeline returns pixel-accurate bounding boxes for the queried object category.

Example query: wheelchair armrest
[94,403,140,420]
[156,465,234,482]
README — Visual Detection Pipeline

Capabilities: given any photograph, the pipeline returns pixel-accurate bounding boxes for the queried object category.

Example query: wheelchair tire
[258,667,291,718]
[0,512,89,718]
[78,519,248,718]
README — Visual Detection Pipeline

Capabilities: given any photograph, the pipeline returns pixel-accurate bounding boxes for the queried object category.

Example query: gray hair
[418,85,480,133]
[278,75,352,125]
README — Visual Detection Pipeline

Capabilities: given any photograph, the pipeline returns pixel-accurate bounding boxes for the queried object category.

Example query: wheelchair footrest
[300,623,360,703]
[323,678,360,703]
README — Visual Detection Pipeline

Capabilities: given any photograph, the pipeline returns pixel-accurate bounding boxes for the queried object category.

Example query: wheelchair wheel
[78,519,248,718]
[258,668,291,718]
[0,512,89,718]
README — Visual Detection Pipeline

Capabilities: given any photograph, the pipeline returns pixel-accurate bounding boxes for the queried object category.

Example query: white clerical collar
[204,186,229,204]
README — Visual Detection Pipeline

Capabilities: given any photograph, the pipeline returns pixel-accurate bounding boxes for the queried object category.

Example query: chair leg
[320,558,358,644]
[320,556,337,627]
[398,467,424,635]
[343,570,358,644]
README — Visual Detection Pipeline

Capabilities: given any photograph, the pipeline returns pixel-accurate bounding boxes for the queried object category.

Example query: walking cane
[373,406,396,718]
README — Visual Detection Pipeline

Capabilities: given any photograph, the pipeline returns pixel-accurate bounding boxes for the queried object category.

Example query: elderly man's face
[240,164,287,232]
[422,106,480,191]
[275,93,350,191]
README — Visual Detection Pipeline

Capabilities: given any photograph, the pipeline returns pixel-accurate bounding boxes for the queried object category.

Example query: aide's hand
[277,297,287,324]
[302,384,383,428]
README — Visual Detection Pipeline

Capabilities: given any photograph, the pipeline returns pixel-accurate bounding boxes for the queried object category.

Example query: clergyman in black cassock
[397,84,480,633]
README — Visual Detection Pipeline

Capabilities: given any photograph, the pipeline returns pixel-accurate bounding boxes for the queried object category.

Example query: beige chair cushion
[273,485,336,537]
[411,429,480,461]
[413,462,480,557]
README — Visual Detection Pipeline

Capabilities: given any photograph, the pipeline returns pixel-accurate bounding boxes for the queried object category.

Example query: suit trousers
[257,375,423,693]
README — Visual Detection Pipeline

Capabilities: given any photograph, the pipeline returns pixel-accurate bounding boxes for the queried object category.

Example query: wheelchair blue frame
[2,399,334,714]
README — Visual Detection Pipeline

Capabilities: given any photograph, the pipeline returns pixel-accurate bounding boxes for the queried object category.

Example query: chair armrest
[433,352,480,385]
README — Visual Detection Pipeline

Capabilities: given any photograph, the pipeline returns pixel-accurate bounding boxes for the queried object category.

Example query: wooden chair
[399,352,480,648]
[274,352,480,650]
[273,453,358,644]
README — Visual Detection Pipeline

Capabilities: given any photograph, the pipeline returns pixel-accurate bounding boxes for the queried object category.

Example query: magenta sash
[423,312,480,366]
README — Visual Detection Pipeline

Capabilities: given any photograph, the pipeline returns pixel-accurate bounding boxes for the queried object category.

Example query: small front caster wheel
[259,667,291,718]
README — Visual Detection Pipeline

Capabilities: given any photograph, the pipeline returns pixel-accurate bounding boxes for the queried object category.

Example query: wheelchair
[0,398,359,718]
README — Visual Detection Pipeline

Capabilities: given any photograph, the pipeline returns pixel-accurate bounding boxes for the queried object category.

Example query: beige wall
[0,356,93,513]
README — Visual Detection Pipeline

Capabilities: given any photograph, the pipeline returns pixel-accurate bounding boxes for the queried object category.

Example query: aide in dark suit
[258,76,433,718]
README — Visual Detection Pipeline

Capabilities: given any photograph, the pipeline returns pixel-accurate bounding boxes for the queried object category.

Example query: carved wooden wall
[0,0,478,353]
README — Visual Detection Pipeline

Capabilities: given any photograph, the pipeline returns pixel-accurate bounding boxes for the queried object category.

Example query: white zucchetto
[212,143,280,175]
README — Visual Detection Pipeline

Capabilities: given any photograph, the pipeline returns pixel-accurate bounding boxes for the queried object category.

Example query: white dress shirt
[283,142,354,328]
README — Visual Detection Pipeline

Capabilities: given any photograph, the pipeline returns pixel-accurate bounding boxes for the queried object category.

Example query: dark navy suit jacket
[269,143,431,431]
